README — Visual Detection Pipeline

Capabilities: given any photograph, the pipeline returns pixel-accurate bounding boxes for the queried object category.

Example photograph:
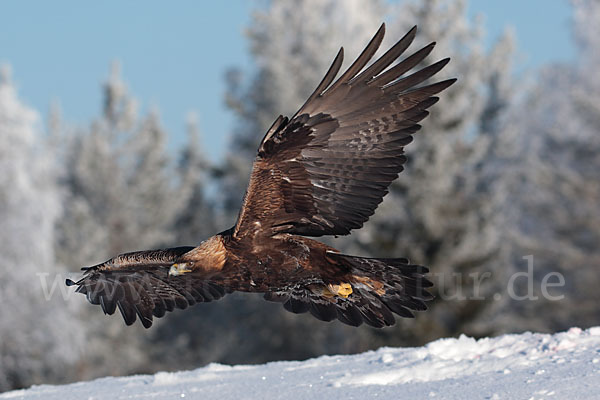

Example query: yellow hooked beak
[169,263,192,276]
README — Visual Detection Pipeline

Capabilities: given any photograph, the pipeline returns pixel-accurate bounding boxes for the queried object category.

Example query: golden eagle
[66,24,455,328]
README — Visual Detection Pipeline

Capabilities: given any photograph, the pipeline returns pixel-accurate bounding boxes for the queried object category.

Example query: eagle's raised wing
[233,24,455,239]
[66,247,227,328]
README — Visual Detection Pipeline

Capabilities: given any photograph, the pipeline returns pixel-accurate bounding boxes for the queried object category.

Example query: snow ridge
[3,327,600,399]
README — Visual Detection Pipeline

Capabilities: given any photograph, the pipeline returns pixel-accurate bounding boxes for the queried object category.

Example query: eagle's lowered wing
[66,247,227,328]
[233,24,456,239]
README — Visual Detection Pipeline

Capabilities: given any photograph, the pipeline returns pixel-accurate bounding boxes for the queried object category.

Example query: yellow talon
[324,283,353,298]
[169,263,192,276]
[338,283,353,298]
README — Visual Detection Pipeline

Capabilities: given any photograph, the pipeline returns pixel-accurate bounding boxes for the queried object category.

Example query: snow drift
[2,326,599,399]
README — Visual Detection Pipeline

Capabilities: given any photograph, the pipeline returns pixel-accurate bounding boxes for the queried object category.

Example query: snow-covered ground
[3,327,600,399]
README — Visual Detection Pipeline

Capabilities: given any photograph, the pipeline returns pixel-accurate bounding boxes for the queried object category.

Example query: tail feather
[309,300,338,322]
[335,302,364,327]
[264,253,432,328]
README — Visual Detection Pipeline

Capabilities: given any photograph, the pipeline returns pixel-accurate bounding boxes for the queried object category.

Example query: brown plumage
[66,24,455,329]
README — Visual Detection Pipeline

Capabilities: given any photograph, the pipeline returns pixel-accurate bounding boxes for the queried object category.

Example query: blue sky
[1,1,574,160]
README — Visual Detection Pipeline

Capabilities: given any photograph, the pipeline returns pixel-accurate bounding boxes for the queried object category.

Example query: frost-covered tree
[171,113,217,244]
[56,64,184,266]
[220,0,517,361]
[54,63,199,380]
[147,114,231,371]
[163,0,395,366]
[346,0,518,344]
[474,0,600,335]
[151,2,388,363]
[0,67,85,391]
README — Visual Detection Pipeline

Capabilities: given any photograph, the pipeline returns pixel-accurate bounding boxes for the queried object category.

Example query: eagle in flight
[67,24,455,329]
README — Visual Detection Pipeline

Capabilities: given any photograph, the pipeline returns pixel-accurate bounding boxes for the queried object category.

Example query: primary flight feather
[66,24,456,329]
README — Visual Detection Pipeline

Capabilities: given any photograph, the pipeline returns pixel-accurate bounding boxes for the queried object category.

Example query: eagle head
[169,263,192,276]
